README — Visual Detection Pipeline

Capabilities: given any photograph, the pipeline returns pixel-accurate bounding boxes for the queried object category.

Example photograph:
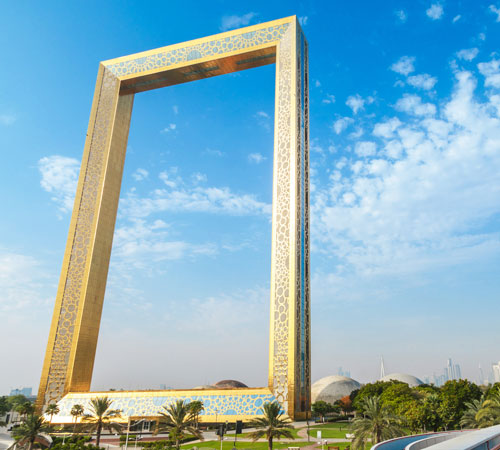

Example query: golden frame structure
[37,16,310,420]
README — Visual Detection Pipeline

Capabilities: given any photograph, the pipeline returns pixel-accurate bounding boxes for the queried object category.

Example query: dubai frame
[37,16,310,422]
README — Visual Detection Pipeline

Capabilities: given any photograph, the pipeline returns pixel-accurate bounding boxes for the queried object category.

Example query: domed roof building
[311,375,361,404]
[380,373,424,387]
[214,379,248,388]
[193,385,217,389]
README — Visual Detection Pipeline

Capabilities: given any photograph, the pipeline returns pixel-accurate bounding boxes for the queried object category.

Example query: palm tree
[82,397,122,447]
[16,402,35,421]
[71,404,85,434]
[476,388,500,428]
[45,403,60,425]
[12,414,51,450]
[460,397,484,428]
[351,396,405,450]
[187,401,204,429]
[157,400,203,450]
[247,402,295,450]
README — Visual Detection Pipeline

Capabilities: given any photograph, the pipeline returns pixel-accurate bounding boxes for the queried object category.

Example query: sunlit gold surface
[37,16,309,420]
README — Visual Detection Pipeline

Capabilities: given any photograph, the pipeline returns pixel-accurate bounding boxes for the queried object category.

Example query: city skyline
[1,1,500,394]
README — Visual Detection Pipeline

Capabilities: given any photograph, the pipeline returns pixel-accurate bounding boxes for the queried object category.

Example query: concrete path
[0,428,14,450]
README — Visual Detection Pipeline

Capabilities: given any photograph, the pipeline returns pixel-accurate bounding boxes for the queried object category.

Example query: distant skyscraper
[455,364,462,380]
[9,387,32,397]
[492,361,500,383]
[380,356,386,379]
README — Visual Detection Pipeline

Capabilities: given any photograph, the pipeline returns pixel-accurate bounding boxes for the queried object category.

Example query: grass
[180,440,311,450]
[306,422,352,440]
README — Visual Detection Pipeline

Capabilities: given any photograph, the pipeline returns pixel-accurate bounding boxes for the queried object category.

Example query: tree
[46,404,60,425]
[187,400,204,429]
[352,381,396,412]
[351,396,405,450]
[476,387,500,428]
[82,397,122,447]
[438,380,482,430]
[312,401,333,422]
[12,414,51,450]
[247,402,295,450]
[157,400,203,450]
[71,404,85,434]
[17,402,35,420]
[460,397,484,429]
[337,396,353,415]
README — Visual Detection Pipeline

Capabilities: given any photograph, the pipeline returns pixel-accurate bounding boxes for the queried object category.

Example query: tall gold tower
[37,16,310,421]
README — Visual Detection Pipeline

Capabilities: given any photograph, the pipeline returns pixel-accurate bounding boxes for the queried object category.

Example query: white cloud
[452,14,461,23]
[315,80,321,87]
[112,219,216,264]
[395,10,407,23]
[172,105,179,115]
[457,48,479,61]
[38,155,79,213]
[407,73,438,90]
[333,117,354,134]
[479,32,486,41]
[0,114,16,126]
[121,173,271,218]
[298,16,308,26]
[478,59,500,88]
[220,12,256,31]
[322,94,336,104]
[426,3,444,20]
[489,4,500,22]
[373,118,402,139]
[255,110,271,130]
[132,168,149,181]
[248,153,267,164]
[395,94,436,116]
[346,94,365,114]
[312,65,500,280]
[391,56,416,76]
[204,148,225,157]
[161,123,176,133]
[354,141,377,157]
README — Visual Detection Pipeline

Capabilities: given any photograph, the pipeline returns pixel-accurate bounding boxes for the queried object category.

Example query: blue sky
[1,0,500,394]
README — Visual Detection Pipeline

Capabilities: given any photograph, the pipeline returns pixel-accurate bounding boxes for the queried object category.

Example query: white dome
[312,375,361,404]
[380,373,424,387]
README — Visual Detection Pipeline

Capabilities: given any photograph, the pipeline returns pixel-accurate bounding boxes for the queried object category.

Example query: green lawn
[225,428,301,440]
[306,422,352,440]
[180,440,311,450]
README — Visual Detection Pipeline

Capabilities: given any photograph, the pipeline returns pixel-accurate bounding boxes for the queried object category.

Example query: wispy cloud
[161,123,177,133]
[346,94,365,114]
[478,59,500,88]
[456,48,479,61]
[0,114,16,126]
[203,148,225,157]
[38,155,79,213]
[395,9,407,23]
[426,3,444,20]
[255,110,271,130]
[395,94,436,116]
[248,153,267,164]
[132,168,149,181]
[407,73,437,90]
[452,14,461,23]
[172,105,179,115]
[120,169,271,219]
[489,4,500,22]
[313,61,500,281]
[333,117,354,134]
[322,94,336,104]
[220,12,257,31]
[390,56,416,76]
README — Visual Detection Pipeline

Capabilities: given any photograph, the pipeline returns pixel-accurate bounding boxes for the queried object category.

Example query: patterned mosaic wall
[54,390,282,423]
[38,17,309,419]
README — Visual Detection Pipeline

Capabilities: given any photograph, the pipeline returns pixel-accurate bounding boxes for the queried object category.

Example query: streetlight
[125,418,146,450]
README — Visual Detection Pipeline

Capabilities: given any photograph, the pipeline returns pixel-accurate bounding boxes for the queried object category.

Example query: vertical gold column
[36,67,133,410]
